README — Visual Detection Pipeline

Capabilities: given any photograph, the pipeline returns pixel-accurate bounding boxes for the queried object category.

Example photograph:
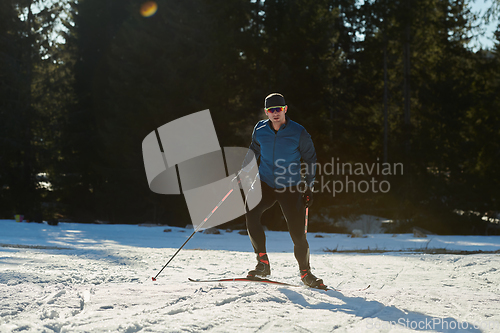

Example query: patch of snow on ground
[1,219,500,332]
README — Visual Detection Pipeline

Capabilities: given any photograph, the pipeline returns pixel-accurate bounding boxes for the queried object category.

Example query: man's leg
[277,188,325,287]
[245,182,275,258]
[276,188,310,270]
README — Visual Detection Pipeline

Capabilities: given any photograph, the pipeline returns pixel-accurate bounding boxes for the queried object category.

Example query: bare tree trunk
[22,0,35,216]
[403,0,411,156]
[383,33,389,167]
[401,0,412,216]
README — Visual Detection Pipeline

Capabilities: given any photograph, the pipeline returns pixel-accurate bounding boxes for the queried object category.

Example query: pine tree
[0,0,66,220]
[59,0,131,222]
[0,0,25,217]
[66,0,257,223]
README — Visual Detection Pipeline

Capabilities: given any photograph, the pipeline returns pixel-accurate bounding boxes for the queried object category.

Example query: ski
[188,276,370,292]
[188,276,297,287]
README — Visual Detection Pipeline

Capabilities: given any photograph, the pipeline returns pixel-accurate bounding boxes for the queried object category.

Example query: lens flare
[140,1,158,17]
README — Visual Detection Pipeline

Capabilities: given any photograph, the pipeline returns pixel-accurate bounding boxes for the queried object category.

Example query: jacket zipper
[272,130,277,188]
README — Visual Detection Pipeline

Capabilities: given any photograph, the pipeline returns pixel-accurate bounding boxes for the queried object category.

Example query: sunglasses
[265,106,286,113]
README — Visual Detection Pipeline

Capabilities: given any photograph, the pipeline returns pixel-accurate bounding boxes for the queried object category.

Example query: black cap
[265,93,286,108]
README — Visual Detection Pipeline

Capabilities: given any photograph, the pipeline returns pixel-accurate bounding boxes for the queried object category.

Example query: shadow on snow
[279,288,483,333]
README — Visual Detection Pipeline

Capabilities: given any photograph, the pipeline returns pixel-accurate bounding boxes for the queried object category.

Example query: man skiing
[239,93,324,288]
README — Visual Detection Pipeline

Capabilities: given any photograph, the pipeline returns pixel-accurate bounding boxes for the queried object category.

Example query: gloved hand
[303,188,314,208]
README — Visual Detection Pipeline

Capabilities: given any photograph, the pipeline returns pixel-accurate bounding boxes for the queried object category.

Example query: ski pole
[152,188,234,281]
[305,207,309,234]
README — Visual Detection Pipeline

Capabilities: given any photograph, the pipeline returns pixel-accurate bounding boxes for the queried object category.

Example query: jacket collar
[267,115,290,131]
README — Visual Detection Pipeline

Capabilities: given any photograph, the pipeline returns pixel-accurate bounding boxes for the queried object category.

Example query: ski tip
[152,277,157,281]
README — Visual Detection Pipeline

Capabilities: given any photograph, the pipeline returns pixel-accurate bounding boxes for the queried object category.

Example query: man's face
[265,105,287,125]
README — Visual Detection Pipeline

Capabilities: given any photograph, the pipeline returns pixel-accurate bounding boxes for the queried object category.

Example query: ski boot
[247,253,271,277]
[300,269,326,289]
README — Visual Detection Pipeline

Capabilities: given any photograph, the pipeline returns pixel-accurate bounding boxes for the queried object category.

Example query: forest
[1,0,499,234]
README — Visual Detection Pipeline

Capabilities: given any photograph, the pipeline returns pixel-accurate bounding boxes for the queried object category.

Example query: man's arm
[241,124,261,172]
[231,123,260,190]
[299,129,317,188]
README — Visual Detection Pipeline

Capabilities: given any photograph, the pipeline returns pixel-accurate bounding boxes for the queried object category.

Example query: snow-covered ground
[1,219,500,332]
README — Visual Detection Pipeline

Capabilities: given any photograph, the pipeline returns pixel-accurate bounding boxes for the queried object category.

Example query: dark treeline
[1,0,499,234]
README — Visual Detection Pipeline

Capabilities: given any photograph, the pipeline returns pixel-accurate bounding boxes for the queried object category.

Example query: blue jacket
[248,116,316,189]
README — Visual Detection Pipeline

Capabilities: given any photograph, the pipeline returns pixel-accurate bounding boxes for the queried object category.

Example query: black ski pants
[246,182,310,271]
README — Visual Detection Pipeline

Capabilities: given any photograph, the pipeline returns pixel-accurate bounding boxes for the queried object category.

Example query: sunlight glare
[140,1,158,18]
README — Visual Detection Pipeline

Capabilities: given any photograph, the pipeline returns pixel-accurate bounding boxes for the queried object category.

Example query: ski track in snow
[0,220,500,332]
